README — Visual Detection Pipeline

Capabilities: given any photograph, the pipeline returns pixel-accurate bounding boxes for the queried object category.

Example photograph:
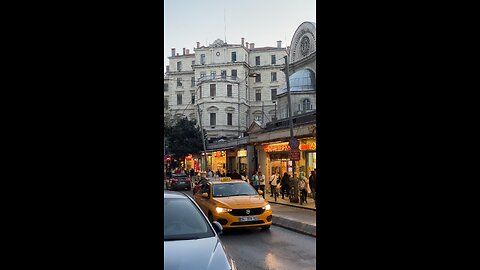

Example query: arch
[290,22,316,64]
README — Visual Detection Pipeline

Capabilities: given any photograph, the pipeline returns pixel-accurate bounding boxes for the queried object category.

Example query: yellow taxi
[193,178,273,230]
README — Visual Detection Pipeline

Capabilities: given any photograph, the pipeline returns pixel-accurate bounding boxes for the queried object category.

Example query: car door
[195,183,211,215]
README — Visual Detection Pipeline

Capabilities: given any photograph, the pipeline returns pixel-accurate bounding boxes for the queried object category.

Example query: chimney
[241,37,245,46]
[171,48,176,57]
[183,48,186,55]
[246,42,249,49]
[277,40,282,48]
[186,49,189,54]
[250,43,255,49]
[196,42,200,48]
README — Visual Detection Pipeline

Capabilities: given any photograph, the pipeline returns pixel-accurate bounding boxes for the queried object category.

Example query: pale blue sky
[164,0,316,72]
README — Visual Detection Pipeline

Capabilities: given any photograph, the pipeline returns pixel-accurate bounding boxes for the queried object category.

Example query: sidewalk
[270,203,316,237]
[265,193,316,211]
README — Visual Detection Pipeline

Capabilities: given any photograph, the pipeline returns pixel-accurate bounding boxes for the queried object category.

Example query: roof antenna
[224,8,227,43]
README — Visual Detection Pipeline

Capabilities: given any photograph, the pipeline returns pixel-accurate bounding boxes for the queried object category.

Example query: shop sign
[290,150,301,161]
[264,142,290,152]
[299,141,316,151]
[227,151,237,157]
[237,150,247,157]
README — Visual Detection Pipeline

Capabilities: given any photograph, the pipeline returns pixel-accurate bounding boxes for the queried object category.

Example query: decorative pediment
[206,106,219,112]
[246,120,264,134]
[225,107,236,112]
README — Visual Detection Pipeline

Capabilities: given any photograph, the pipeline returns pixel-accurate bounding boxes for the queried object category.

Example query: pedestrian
[251,171,259,191]
[190,168,195,177]
[232,169,241,180]
[269,172,279,197]
[241,172,248,183]
[280,172,290,199]
[258,171,266,198]
[309,170,316,203]
[299,172,309,204]
[207,170,213,178]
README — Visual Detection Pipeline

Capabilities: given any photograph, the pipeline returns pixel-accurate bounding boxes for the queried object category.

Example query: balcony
[197,75,240,84]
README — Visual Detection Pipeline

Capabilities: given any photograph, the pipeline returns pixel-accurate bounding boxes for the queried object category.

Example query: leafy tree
[165,116,203,159]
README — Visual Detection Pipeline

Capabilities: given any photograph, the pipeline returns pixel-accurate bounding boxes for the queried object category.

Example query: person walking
[280,172,290,199]
[269,172,279,198]
[258,171,266,198]
[309,170,316,203]
[251,171,259,191]
[299,173,309,204]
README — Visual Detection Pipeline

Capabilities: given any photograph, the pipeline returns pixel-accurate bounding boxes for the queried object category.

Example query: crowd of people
[165,166,317,205]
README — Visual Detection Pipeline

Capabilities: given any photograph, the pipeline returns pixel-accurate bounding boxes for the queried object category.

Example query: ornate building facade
[164,38,287,141]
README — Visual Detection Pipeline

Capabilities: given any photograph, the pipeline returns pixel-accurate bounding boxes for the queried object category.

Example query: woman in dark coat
[280,172,290,199]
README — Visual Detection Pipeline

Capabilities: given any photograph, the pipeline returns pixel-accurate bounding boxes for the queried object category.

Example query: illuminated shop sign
[264,140,316,152]
[264,143,290,152]
[237,150,247,157]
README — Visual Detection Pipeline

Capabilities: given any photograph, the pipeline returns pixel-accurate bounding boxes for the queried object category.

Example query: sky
[164,0,316,73]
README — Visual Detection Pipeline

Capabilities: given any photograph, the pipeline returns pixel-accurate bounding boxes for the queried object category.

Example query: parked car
[168,174,191,191]
[193,178,273,230]
[164,191,236,270]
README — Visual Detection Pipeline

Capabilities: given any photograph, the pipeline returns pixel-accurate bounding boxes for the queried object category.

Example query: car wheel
[208,212,214,223]
[261,225,271,230]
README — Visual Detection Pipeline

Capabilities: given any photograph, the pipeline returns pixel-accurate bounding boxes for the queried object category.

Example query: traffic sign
[288,138,300,149]
[290,150,301,161]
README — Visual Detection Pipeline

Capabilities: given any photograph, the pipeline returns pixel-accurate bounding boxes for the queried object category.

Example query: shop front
[237,149,248,175]
[263,137,316,178]
[263,142,297,177]
[208,150,227,174]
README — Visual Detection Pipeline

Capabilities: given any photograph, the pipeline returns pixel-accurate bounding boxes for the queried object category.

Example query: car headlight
[262,204,271,210]
[216,207,232,213]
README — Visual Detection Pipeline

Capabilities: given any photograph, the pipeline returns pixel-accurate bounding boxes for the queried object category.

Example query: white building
[164,38,287,142]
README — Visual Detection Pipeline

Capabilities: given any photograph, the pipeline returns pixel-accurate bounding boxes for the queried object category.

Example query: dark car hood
[164,236,231,270]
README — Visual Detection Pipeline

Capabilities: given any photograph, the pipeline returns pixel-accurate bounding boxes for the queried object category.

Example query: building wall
[165,39,288,140]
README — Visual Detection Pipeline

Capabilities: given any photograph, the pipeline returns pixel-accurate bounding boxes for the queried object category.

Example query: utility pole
[283,55,298,202]
[196,103,208,172]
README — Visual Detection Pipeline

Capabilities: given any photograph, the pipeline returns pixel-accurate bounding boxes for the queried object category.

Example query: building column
[247,145,256,177]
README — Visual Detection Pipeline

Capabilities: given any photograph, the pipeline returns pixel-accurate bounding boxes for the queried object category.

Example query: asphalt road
[220,226,316,270]
[167,185,316,270]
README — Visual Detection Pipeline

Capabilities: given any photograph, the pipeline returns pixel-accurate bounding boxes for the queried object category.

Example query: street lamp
[282,55,299,202]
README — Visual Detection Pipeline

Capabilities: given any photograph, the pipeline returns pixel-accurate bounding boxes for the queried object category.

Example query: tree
[165,116,203,159]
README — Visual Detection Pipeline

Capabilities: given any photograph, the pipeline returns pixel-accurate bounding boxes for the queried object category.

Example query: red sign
[290,150,301,161]
[289,138,300,149]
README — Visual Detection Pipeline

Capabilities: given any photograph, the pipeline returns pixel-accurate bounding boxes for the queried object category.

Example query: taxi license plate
[239,216,258,222]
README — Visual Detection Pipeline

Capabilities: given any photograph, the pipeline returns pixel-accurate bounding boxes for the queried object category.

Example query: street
[168,186,316,270]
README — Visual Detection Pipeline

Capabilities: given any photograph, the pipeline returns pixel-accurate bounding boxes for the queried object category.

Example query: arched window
[302,99,311,111]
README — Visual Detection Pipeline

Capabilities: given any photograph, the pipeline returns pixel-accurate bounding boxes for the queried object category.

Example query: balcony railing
[197,75,240,84]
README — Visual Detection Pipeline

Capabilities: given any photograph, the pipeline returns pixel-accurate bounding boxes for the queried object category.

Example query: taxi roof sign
[220,177,232,182]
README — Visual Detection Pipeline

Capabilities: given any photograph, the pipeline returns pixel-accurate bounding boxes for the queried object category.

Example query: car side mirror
[202,193,209,198]
[258,190,263,195]
[212,221,223,235]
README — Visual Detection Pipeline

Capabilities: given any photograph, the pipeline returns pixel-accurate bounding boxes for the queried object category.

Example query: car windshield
[164,198,214,241]
[173,174,188,179]
[212,182,259,197]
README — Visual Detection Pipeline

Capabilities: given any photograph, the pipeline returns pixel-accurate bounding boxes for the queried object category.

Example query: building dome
[278,68,316,94]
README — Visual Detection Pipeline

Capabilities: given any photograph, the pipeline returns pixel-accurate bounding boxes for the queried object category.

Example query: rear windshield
[212,182,258,197]
[164,198,214,241]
